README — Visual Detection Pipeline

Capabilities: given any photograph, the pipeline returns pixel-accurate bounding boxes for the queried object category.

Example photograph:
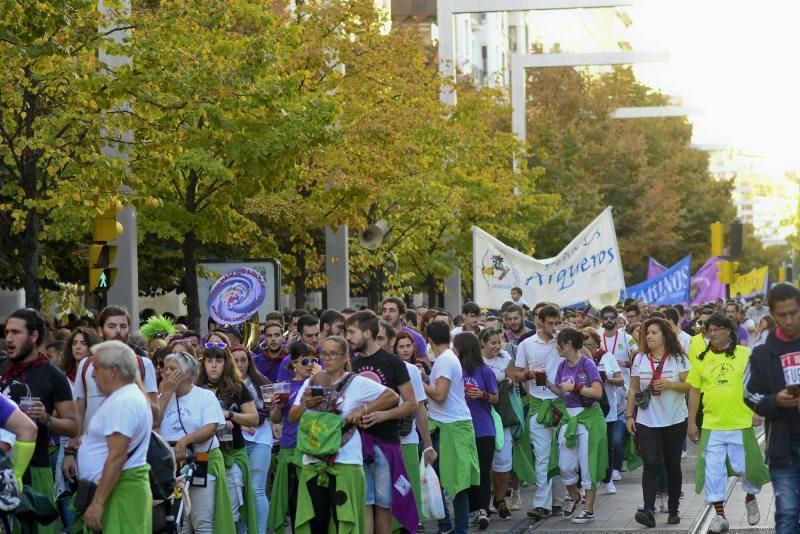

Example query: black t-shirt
[351,348,409,443]
[0,362,73,468]
[213,381,253,449]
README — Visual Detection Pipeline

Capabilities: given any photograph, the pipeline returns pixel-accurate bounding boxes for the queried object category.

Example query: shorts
[492,427,512,472]
[364,444,393,508]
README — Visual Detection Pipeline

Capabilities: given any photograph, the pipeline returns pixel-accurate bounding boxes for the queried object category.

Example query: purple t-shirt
[403,327,428,360]
[462,365,499,438]
[253,351,287,383]
[278,379,306,449]
[737,325,748,344]
[555,356,602,409]
[0,395,16,428]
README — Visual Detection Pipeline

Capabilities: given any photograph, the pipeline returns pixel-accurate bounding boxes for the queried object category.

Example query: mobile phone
[310,386,325,397]
[787,385,800,398]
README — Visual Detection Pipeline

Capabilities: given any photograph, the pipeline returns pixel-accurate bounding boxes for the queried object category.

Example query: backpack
[81,354,146,395]
[147,431,177,501]
[0,448,19,513]
[297,373,358,458]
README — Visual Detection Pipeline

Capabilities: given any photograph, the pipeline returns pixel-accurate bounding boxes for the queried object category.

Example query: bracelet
[423,446,435,455]
[482,391,489,400]
[625,415,635,420]
[525,370,534,380]
[64,447,77,457]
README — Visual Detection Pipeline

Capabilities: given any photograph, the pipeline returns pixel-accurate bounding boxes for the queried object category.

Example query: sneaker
[527,507,551,519]
[416,523,425,533]
[489,501,497,514]
[562,499,578,519]
[668,513,680,525]
[681,450,688,459]
[605,480,617,495]
[496,500,512,521]
[709,514,729,533]
[611,469,622,481]
[509,489,521,511]
[477,511,489,530]
[635,508,656,528]
[572,509,595,524]
[745,498,760,526]
[659,496,668,513]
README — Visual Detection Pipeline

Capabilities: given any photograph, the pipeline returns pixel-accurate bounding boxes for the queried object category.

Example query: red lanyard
[603,331,619,354]
[648,353,664,381]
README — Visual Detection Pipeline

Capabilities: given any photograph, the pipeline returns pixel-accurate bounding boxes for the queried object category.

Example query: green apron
[71,465,152,534]
[393,443,422,532]
[429,419,480,498]
[624,433,643,472]
[29,466,59,534]
[694,428,770,495]
[222,447,259,534]
[547,403,608,490]
[206,447,236,533]
[268,447,300,532]
[527,396,568,427]
[295,462,365,534]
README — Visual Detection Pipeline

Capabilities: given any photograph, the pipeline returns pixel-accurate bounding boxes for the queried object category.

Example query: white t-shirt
[594,352,622,422]
[401,362,426,446]
[484,351,512,382]
[515,333,559,399]
[630,353,690,428]
[601,329,637,384]
[427,349,472,423]
[742,318,756,348]
[74,356,158,430]
[293,375,387,465]
[242,378,273,446]
[77,383,152,483]
[677,331,692,355]
[159,386,225,455]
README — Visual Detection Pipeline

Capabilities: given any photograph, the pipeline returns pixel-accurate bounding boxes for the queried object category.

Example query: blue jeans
[770,445,800,534]
[611,419,628,471]
[245,441,270,534]
[432,428,470,534]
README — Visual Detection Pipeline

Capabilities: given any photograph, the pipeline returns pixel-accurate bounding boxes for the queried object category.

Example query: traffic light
[788,265,795,283]
[711,222,724,257]
[716,260,740,284]
[89,207,122,292]
[730,219,743,257]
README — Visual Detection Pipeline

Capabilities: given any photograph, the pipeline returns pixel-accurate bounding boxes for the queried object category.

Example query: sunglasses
[695,320,704,326]
[293,357,318,367]
[205,342,227,349]
[601,315,618,321]
[754,301,762,305]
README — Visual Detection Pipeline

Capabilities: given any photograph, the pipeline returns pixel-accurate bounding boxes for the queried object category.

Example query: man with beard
[319,309,345,338]
[382,297,427,361]
[346,310,417,534]
[504,304,530,348]
[3,309,78,534]
[253,320,287,382]
[64,306,158,486]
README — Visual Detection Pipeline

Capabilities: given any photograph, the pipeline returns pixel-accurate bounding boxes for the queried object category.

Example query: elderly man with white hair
[75,340,153,533]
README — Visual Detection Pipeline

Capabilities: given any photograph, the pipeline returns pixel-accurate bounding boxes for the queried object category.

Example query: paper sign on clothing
[780,352,800,386]
[472,207,625,308]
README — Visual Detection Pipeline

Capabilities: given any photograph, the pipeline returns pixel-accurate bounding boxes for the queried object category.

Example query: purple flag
[691,256,726,305]
[647,257,667,280]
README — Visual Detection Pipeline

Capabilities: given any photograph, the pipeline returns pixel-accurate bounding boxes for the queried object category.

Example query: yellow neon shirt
[687,344,753,430]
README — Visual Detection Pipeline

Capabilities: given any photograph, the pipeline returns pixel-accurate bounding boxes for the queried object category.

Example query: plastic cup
[19,397,40,413]
[260,385,275,408]
[598,364,607,382]
[274,382,290,406]
[533,367,547,387]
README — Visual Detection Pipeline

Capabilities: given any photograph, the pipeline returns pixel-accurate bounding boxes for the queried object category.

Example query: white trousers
[182,478,217,534]
[704,429,760,503]
[530,416,566,509]
[558,423,592,490]
[492,427,513,473]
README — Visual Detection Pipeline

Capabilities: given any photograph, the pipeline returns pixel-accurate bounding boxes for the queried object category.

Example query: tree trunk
[426,274,437,309]
[21,209,40,309]
[182,230,200,331]
[367,270,382,311]
[294,251,307,310]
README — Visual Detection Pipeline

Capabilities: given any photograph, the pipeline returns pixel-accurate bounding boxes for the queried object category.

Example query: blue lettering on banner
[624,254,692,305]
[525,247,618,292]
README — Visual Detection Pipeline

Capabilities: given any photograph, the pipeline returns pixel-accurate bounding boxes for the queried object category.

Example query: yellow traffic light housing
[92,208,123,242]
[89,268,118,292]
[89,206,123,292]
[711,222,724,257]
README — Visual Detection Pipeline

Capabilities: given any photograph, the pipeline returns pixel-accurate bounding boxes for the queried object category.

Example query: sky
[627,1,800,175]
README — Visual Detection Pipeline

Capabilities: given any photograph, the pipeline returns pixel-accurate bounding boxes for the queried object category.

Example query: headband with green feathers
[140,315,178,341]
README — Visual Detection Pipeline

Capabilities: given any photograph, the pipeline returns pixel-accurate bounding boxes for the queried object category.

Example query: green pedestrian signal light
[89,268,117,292]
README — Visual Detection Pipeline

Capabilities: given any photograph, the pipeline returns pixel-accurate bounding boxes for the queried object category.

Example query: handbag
[297,373,357,458]
[493,380,518,428]
[633,354,667,410]
[73,479,97,513]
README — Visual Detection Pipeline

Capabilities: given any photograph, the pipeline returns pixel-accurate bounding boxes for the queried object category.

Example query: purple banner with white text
[691,256,726,305]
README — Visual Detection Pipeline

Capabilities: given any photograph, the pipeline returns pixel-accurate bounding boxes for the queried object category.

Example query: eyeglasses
[205,342,227,349]
[695,320,704,326]
[320,352,345,360]
[754,301,762,305]
[292,357,318,367]
[601,315,617,321]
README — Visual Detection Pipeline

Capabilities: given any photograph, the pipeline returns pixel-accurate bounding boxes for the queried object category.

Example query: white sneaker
[681,450,688,459]
[709,514,729,533]
[611,469,622,481]
[509,489,521,511]
[745,498,760,526]
[605,481,617,495]
[659,495,668,513]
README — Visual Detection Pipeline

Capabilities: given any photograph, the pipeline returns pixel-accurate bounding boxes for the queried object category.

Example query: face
[481,333,502,358]
[92,360,114,396]
[754,298,763,309]
[645,324,664,350]
[290,316,301,332]
[345,325,367,352]
[100,315,129,342]
[381,303,401,327]
[163,359,189,383]
[206,334,226,345]
[321,340,347,374]
[602,311,618,330]
[300,324,320,347]
[540,315,561,338]
[507,311,524,333]
[415,306,427,316]
[4,318,37,361]
[511,289,521,300]
[328,320,344,336]
[484,318,502,330]
[232,350,249,377]
[263,326,283,352]
[759,318,767,330]
[583,336,598,352]
[772,298,800,338]
[463,311,479,329]
[376,326,391,352]
[616,316,626,329]
[203,354,225,381]
[46,346,61,364]
[725,305,738,321]
[292,351,317,379]
[625,310,639,322]
[705,323,731,348]
[395,337,414,360]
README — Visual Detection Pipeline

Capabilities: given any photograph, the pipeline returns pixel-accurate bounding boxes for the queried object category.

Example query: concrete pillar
[107,206,139,326]
[325,225,350,310]
[444,268,462,317]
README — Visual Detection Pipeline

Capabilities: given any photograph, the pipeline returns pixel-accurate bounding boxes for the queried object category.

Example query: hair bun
[581,332,590,341]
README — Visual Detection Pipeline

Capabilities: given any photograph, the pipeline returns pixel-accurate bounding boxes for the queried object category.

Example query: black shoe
[668,513,680,524]
[527,507,551,519]
[496,500,512,521]
[551,505,563,516]
[635,508,656,528]
[477,511,489,530]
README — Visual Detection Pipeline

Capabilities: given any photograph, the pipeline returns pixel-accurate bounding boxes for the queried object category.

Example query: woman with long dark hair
[453,332,498,530]
[62,327,100,382]
[625,318,690,528]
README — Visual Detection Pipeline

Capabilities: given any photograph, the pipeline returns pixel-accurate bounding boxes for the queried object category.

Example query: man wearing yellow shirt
[687,313,769,534]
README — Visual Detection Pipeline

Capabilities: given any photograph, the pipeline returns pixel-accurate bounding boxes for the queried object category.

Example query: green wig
[140,315,178,341]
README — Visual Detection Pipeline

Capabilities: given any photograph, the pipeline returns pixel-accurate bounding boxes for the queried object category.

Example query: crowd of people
[0,281,798,533]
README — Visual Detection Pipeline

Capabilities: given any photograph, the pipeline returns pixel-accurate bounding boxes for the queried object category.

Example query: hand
[23,401,47,424]
[651,379,670,391]
[173,438,188,460]
[559,382,575,393]
[62,454,77,484]
[416,364,428,382]
[361,410,388,428]
[302,394,323,409]
[423,446,438,466]
[345,406,367,426]
[272,394,283,408]
[465,388,485,400]
[625,417,637,436]
[688,422,700,443]
[84,500,104,531]
[271,423,282,439]
[225,421,233,431]
[160,368,182,394]
[617,359,630,369]
[752,414,764,427]
[776,388,800,408]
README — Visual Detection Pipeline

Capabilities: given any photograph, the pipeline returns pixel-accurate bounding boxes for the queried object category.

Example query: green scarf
[206,447,236,534]
[526,396,568,427]
[268,447,299,532]
[71,465,151,534]
[428,419,480,497]
[295,462,365,534]
[393,444,422,533]
[624,433,643,472]
[222,447,259,534]
[28,466,59,534]
[694,428,770,495]
[546,403,608,490]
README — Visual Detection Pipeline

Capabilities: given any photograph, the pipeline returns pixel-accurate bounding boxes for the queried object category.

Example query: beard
[351,338,367,353]
[603,321,616,330]
[8,339,35,362]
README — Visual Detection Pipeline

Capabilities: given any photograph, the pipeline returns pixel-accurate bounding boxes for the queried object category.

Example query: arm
[82,433,130,531]
[146,392,160,423]
[687,386,701,441]
[361,381,414,428]
[49,399,78,438]
[513,365,528,383]
[174,422,217,460]
[744,358,800,417]
[344,388,399,426]
[607,371,624,387]
[269,402,284,424]
[227,400,259,428]
[559,380,603,400]
[423,376,450,403]
[414,401,437,465]
[625,375,640,435]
